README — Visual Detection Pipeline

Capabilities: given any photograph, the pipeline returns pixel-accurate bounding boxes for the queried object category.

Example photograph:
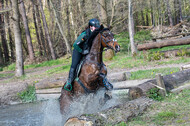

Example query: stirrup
[64,81,72,91]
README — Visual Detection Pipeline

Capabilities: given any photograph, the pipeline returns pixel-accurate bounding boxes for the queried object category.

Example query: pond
[0,89,129,126]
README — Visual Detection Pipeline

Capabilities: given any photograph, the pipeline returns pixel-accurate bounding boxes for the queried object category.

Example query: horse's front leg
[99,64,113,90]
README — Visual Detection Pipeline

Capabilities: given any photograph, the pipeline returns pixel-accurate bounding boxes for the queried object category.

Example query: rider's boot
[100,73,113,90]
[64,68,75,91]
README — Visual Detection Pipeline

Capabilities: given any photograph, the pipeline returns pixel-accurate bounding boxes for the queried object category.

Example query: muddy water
[0,89,129,126]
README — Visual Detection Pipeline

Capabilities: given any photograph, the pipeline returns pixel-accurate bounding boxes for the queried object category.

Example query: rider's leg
[99,73,113,90]
[64,49,82,91]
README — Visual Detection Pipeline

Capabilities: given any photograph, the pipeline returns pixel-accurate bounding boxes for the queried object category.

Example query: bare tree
[11,0,24,77]
[0,45,3,65]
[0,0,9,62]
[5,0,14,61]
[99,0,108,27]
[34,0,48,57]
[165,0,173,26]
[128,0,137,56]
[31,0,43,56]
[20,0,35,62]
[38,0,56,60]
[49,0,72,54]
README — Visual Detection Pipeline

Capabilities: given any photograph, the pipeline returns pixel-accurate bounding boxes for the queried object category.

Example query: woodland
[0,0,190,77]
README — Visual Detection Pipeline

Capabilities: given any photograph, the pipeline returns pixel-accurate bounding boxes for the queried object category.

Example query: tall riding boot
[64,68,75,91]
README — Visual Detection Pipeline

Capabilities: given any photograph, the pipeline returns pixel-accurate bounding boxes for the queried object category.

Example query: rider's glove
[82,49,89,55]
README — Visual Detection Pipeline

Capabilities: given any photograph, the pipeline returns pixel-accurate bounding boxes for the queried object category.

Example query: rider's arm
[73,32,86,53]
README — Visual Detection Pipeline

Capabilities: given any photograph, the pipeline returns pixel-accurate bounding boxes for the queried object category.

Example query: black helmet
[89,18,100,28]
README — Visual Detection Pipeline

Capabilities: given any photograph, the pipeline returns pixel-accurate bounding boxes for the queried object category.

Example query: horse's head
[100,29,120,53]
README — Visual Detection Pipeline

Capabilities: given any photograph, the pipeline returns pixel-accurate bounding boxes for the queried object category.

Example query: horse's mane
[87,25,109,51]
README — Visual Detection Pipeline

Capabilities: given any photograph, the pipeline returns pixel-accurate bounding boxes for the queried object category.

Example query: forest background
[0,0,190,76]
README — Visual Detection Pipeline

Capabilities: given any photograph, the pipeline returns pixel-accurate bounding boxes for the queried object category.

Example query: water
[0,89,128,126]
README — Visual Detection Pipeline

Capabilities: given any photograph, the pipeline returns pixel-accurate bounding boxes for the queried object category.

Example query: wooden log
[152,32,190,40]
[35,78,65,89]
[171,82,190,93]
[36,94,60,100]
[156,74,166,96]
[128,69,190,100]
[35,87,62,94]
[181,64,190,70]
[137,36,190,51]
[66,97,153,125]
[128,82,157,100]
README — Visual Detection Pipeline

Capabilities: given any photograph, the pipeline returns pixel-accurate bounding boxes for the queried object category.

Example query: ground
[0,61,187,106]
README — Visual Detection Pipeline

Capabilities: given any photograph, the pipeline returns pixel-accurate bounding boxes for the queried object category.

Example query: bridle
[100,30,116,50]
[90,29,117,55]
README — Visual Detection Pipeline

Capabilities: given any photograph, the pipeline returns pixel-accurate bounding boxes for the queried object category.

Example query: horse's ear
[100,24,104,30]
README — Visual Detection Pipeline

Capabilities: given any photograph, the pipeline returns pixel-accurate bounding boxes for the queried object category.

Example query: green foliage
[176,48,190,57]
[0,67,3,71]
[114,30,152,53]
[3,63,16,71]
[115,121,127,126]
[134,30,152,43]
[145,51,165,61]
[147,88,164,101]
[17,85,36,103]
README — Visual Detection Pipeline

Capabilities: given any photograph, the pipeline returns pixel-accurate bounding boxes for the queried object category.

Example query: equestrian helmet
[89,18,100,28]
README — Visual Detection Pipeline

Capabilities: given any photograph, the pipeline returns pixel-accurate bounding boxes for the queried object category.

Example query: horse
[59,26,120,114]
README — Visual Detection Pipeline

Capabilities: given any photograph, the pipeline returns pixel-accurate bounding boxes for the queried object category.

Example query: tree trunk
[137,37,190,51]
[150,0,155,26]
[178,0,183,22]
[99,0,108,27]
[35,1,48,57]
[110,0,116,26]
[165,0,173,26]
[11,0,24,77]
[20,0,35,62]
[0,44,3,65]
[68,0,77,40]
[128,0,137,56]
[0,0,9,62]
[49,0,72,54]
[5,0,14,61]
[31,0,43,56]
[141,10,145,26]
[146,9,149,26]
[38,0,56,60]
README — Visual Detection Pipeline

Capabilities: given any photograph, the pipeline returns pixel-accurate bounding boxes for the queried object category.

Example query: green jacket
[73,29,91,53]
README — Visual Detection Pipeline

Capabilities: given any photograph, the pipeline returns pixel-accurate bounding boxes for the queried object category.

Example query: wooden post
[156,74,167,96]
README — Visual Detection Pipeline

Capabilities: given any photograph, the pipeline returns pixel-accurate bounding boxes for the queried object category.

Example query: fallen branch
[137,36,190,51]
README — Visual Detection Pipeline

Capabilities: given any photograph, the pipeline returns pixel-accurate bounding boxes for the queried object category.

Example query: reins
[90,29,116,55]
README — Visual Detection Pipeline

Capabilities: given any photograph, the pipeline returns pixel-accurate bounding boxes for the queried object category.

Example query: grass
[2,57,71,71]
[0,73,14,78]
[17,85,36,103]
[126,89,190,126]
[129,67,180,80]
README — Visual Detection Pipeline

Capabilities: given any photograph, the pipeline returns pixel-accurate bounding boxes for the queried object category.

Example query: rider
[64,18,113,91]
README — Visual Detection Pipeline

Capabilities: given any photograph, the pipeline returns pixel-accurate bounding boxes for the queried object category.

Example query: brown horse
[59,26,120,113]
